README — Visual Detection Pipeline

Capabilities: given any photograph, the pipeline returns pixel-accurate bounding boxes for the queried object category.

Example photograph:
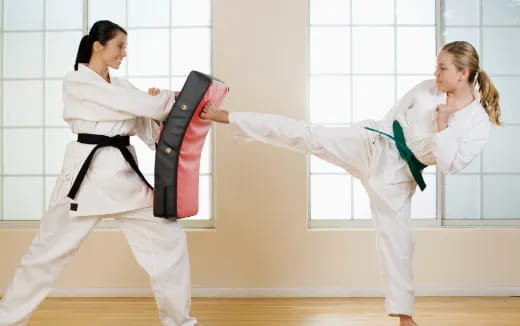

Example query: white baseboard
[2,286,519,298]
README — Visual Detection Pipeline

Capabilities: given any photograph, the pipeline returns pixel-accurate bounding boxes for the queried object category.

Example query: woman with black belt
[0,20,197,326]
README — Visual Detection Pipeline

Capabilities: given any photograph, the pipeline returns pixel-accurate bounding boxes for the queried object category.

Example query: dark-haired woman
[0,20,197,326]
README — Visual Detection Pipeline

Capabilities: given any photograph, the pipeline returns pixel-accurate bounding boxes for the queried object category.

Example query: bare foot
[200,102,230,123]
[399,315,418,326]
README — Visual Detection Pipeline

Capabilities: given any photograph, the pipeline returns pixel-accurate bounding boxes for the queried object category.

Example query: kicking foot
[200,102,229,123]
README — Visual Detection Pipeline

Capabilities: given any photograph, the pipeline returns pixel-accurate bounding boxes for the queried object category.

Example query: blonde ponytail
[476,69,501,125]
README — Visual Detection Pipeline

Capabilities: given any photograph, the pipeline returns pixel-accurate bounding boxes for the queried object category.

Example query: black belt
[67,134,153,199]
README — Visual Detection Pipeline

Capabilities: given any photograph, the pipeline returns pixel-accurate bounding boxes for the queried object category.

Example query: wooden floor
[27,297,520,326]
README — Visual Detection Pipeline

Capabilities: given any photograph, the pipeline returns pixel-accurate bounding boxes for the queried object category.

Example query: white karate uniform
[0,64,197,326]
[228,79,491,316]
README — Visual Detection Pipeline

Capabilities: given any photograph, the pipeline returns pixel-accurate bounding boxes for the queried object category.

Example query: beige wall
[1,0,520,297]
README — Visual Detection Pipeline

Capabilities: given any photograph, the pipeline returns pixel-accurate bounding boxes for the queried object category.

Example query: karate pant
[230,112,418,316]
[0,199,197,326]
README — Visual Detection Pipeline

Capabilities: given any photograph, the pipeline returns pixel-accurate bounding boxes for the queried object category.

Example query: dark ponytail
[74,20,127,71]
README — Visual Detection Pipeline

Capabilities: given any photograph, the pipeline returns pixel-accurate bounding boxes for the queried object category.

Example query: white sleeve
[229,112,370,175]
[382,80,426,121]
[69,77,176,121]
[432,115,491,174]
[135,117,162,150]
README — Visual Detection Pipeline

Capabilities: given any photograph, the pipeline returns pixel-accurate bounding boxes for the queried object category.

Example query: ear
[92,40,103,52]
[460,67,470,81]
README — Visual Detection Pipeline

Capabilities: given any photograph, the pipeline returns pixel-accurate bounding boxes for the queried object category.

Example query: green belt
[364,120,427,191]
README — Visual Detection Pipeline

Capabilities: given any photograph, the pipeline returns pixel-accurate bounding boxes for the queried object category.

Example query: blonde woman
[200,41,500,326]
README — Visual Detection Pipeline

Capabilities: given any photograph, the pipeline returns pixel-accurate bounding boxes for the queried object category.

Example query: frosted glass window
[482,0,520,26]
[46,0,83,30]
[396,27,436,74]
[311,175,351,219]
[45,80,67,126]
[3,80,43,126]
[310,76,350,124]
[443,28,480,50]
[310,156,345,174]
[492,77,520,124]
[128,78,170,92]
[397,76,431,98]
[128,0,170,27]
[172,0,211,26]
[46,31,83,78]
[310,0,350,25]
[45,128,74,174]
[483,126,520,173]
[352,0,394,25]
[445,175,480,219]
[352,76,394,121]
[483,176,520,219]
[4,32,43,78]
[396,0,435,25]
[88,0,126,27]
[171,76,187,90]
[4,0,44,30]
[411,175,436,219]
[190,175,211,220]
[443,0,479,26]
[352,27,394,74]
[4,177,44,220]
[171,28,211,75]
[3,129,44,174]
[127,29,170,76]
[310,27,350,74]
[131,137,155,175]
[482,28,520,75]
[353,179,371,220]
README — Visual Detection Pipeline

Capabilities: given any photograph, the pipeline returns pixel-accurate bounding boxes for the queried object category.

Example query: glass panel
[4,177,44,220]
[171,28,211,75]
[46,31,83,78]
[310,0,350,25]
[445,175,480,219]
[200,134,211,174]
[45,176,57,208]
[128,0,170,27]
[411,174,436,219]
[4,32,43,78]
[4,0,44,30]
[127,29,170,76]
[353,178,371,219]
[396,0,435,25]
[310,155,346,174]
[482,28,520,75]
[3,80,43,126]
[352,0,394,25]
[46,0,82,29]
[4,128,44,174]
[127,77,170,92]
[396,27,436,74]
[45,128,74,174]
[482,0,520,26]
[171,76,187,90]
[45,80,67,126]
[310,76,350,124]
[352,27,394,74]
[443,0,480,26]
[190,175,211,220]
[443,27,480,50]
[352,76,394,121]
[483,126,520,173]
[311,174,351,219]
[310,27,350,74]
[492,77,520,124]
[88,0,127,28]
[172,0,211,27]
[132,137,155,175]
[457,153,481,173]
[483,175,520,219]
